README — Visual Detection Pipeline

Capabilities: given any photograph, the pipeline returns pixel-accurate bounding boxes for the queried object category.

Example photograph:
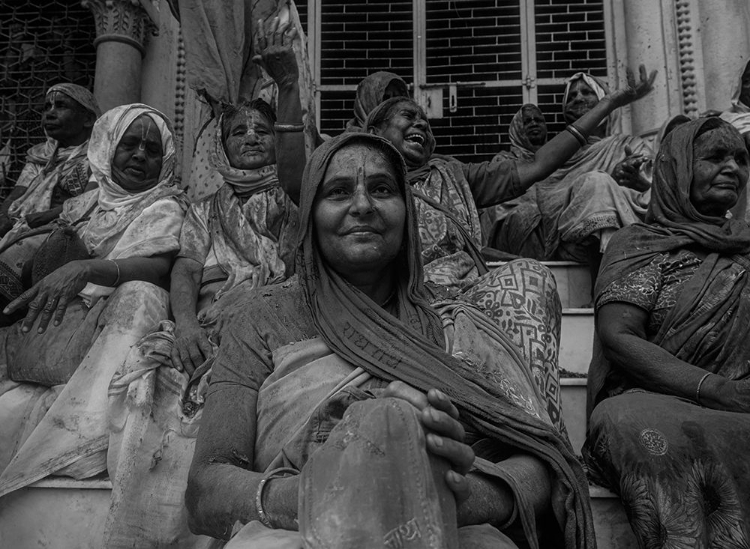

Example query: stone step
[561,377,587,455]
[0,477,636,548]
[560,308,594,376]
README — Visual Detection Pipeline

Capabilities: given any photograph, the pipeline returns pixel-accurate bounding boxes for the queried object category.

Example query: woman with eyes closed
[584,118,750,544]
[186,132,596,549]
[0,103,187,497]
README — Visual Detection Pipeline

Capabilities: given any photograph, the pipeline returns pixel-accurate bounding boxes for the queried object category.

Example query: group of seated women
[1,13,749,547]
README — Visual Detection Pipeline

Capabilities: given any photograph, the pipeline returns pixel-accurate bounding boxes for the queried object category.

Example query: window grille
[0,1,96,194]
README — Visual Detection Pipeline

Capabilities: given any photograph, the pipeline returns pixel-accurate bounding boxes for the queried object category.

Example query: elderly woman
[186,132,595,549]
[345,70,409,132]
[487,72,655,268]
[0,103,186,495]
[0,83,101,240]
[364,68,655,288]
[482,104,548,245]
[584,118,750,544]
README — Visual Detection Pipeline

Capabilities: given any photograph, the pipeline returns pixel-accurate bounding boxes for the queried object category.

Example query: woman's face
[223,107,276,170]
[313,143,406,279]
[521,106,547,147]
[564,79,599,124]
[112,115,164,192]
[690,126,750,217]
[373,101,435,169]
[42,92,93,147]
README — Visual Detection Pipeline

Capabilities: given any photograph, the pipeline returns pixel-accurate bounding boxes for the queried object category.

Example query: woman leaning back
[584,117,750,545]
[0,103,187,493]
[187,131,596,549]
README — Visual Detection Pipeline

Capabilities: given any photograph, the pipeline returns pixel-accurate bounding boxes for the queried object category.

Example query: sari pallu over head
[204,109,296,302]
[297,132,595,549]
[72,103,186,260]
[588,118,750,412]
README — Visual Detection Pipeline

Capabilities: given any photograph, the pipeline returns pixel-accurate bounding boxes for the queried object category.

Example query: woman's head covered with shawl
[46,83,101,119]
[297,131,445,350]
[87,103,176,210]
[365,97,436,170]
[508,104,547,160]
[562,72,619,136]
[209,98,279,196]
[347,71,409,132]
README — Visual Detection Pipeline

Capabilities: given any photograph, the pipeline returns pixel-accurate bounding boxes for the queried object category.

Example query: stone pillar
[81,0,155,112]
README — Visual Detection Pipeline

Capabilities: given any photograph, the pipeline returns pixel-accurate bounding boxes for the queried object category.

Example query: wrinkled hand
[252,16,299,89]
[383,381,475,504]
[608,65,657,109]
[612,145,651,191]
[26,209,59,229]
[171,321,213,376]
[3,260,89,334]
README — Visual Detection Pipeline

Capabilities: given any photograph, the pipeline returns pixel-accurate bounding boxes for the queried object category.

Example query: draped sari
[213,133,593,548]
[584,118,750,546]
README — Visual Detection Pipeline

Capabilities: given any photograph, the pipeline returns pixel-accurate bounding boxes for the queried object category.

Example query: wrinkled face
[112,115,164,193]
[564,79,599,124]
[740,62,750,107]
[521,106,547,147]
[313,143,406,279]
[690,126,750,217]
[223,107,276,169]
[373,101,435,169]
[42,91,93,147]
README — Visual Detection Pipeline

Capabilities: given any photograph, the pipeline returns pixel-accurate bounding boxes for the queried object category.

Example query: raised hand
[608,64,658,109]
[252,16,299,89]
[171,321,213,376]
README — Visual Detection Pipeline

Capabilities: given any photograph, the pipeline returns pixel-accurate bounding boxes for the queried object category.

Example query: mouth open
[405,133,425,146]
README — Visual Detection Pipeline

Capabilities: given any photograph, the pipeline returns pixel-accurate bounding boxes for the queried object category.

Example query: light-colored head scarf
[209,101,279,197]
[562,72,619,136]
[79,103,184,257]
[507,104,546,161]
[46,83,101,119]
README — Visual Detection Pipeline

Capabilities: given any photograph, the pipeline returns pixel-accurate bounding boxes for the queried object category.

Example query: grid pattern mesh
[0,1,97,194]
[302,0,608,162]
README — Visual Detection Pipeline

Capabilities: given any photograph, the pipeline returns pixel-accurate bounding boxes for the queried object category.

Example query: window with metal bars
[301,0,608,163]
[0,1,96,194]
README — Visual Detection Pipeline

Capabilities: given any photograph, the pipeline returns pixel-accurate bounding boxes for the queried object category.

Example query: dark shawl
[345,72,409,132]
[298,132,595,549]
[588,118,750,413]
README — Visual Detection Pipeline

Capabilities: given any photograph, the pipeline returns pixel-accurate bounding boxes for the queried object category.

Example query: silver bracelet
[274,123,305,133]
[108,259,121,287]
[565,124,588,147]
[255,467,298,529]
[695,372,711,406]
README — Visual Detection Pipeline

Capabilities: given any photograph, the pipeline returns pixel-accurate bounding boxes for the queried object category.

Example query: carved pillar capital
[80,0,156,56]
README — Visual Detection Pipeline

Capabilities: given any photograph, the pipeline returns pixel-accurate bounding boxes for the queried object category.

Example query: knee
[104,281,169,326]
[347,397,424,442]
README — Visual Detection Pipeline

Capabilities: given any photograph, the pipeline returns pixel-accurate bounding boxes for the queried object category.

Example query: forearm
[81,254,172,287]
[170,259,203,328]
[275,83,305,206]
[456,472,515,527]
[603,331,727,408]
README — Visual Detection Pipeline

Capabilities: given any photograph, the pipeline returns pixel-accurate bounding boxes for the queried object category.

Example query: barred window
[0,1,96,194]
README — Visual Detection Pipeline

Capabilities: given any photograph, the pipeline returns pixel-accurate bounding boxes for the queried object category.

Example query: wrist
[700,374,730,410]
[258,474,299,531]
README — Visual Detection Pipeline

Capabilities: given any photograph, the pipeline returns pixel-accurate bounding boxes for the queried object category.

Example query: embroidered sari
[584,118,750,546]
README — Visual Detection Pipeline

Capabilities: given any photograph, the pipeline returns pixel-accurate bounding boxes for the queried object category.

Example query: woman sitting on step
[0,103,186,496]
[584,117,750,544]
[186,132,596,549]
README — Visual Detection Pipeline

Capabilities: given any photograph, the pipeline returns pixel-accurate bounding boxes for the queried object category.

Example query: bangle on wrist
[565,123,588,147]
[255,467,298,529]
[108,259,121,287]
[274,123,305,133]
[696,372,712,406]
